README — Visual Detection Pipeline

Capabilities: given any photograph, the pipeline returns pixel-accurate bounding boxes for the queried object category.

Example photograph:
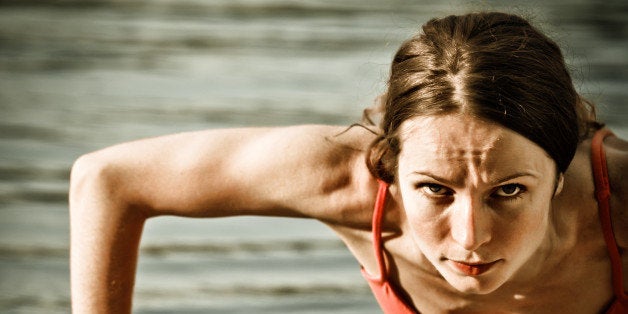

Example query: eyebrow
[409,171,457,186]
[409,171,540,186]
[493,172,541,184]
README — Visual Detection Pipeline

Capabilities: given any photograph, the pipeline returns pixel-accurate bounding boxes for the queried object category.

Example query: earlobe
[553,173,565,197]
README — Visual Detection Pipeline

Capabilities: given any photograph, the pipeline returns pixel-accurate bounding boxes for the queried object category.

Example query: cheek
[495,201,551,252]
[400,191,449,245]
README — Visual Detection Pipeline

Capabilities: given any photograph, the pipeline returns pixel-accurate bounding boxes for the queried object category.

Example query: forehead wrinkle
[412,146,498,188]
[433,139,497,166]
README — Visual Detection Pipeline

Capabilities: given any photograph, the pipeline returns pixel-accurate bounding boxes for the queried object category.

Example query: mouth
[447,259,500,276]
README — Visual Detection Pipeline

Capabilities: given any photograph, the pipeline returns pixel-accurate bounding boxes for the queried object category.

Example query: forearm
[69,155,148,313]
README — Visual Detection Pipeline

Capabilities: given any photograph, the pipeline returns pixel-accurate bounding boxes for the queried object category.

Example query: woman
[70,12,627,313]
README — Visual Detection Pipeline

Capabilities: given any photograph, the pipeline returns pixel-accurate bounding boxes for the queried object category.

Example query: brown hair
[366,12,599,183]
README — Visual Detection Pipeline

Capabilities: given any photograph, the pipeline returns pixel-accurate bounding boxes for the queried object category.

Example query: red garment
[361,128,627,313]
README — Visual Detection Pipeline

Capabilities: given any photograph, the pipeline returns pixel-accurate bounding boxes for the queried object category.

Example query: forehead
[399,115,506,154]
[397,114,554,176]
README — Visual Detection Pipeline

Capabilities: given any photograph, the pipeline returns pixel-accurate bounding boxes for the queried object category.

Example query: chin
[440,267,507,295]
[450,279,503,295]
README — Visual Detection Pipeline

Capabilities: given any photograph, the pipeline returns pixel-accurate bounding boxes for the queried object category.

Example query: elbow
[69,153,106,214]
[70,153,107,202]
[70,152,98,183]
[69,151,150,219]
[69,152,126,215]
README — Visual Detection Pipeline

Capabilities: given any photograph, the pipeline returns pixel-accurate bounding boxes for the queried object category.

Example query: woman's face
[396,114,561,295]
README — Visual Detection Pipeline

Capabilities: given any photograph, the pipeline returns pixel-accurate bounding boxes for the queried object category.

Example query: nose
[450,196,492,251]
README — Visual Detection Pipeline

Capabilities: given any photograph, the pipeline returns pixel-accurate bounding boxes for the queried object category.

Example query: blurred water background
[0,0,626,313]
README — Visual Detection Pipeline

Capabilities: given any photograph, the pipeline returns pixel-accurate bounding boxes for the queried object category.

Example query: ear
[553,173,565,197]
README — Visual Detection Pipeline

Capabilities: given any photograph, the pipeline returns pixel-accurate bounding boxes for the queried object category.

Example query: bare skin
[69,117,628,313]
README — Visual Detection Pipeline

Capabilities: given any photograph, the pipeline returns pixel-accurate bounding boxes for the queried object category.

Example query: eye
[494,184,525,197]
[420,183,452,196]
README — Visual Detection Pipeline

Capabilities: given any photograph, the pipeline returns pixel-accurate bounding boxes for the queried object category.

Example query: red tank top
[361,128,627,313]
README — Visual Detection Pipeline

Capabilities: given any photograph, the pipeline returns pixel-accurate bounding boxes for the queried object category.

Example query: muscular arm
[69,125,375,313]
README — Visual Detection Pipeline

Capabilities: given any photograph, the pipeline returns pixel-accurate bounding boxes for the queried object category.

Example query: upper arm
[72,125,376,223]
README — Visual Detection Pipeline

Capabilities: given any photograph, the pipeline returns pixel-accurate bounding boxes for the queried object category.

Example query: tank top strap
[370,179,389,281]
[592,128,614,205]
[591,128,627,300]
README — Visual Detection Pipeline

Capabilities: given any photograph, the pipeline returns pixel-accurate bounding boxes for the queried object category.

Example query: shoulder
[248,124,381,226]
[605,130,628,249]
[558,129,628,248]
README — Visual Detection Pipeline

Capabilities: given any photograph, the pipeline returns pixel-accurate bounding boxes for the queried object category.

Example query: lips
[448,259,499,276]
